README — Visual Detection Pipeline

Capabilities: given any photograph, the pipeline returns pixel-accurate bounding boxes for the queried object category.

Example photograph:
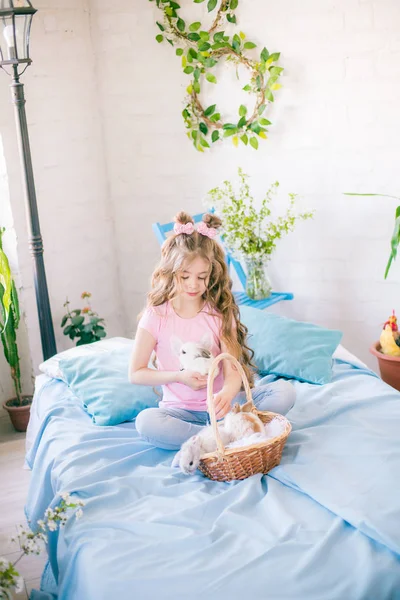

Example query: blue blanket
[26,358,400,600]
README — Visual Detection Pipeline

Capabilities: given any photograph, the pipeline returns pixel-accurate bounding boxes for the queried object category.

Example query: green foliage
[62,292,106,346]
[149,0,284,151]
[344,193,400,279]
[205,168,315,257]
[0,228,22,404]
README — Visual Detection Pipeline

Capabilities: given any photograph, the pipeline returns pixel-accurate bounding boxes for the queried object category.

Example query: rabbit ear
[232,403,241,414]
[171,335,183,356]
[199,331,213,352]
[241,401,253,413]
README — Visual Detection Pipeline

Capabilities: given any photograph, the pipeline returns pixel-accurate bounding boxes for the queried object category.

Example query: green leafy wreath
[149,0,284,151]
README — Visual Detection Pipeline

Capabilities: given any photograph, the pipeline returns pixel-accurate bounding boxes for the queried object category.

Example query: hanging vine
[149,0,284,151]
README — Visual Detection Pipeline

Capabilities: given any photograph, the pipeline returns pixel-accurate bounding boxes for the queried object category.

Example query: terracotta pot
[369,342,400,392]
[2,396,32,432]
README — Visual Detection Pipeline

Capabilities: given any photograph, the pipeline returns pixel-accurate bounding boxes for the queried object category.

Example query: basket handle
[207,352,254,457]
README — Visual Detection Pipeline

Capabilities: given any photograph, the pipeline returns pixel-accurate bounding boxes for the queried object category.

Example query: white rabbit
[224,401,265,440]
[174,401,265,475]
[172,425,232,474]
[171,333,217,376]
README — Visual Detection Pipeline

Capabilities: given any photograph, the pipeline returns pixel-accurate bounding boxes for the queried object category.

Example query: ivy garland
[149,0,284,151]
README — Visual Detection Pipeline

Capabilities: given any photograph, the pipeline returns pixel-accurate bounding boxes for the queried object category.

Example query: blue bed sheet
[25,358,400,600]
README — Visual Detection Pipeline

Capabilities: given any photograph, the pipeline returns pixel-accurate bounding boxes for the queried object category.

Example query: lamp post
[0,0,56,360]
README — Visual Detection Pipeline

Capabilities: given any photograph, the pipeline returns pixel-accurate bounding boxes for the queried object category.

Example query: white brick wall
[92,0,400,368]
[1,0,400,405]
[0,0,125,405]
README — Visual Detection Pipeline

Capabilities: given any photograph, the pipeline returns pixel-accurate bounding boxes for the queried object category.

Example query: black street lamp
[0,0,56,360]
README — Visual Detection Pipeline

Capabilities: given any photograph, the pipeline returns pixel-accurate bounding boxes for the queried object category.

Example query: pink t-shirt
[138,301,224,411]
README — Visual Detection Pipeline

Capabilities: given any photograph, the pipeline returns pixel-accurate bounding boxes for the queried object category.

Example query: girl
[129,211,295,450]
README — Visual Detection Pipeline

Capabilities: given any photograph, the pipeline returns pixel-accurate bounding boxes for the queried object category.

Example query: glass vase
[244,255,272,300]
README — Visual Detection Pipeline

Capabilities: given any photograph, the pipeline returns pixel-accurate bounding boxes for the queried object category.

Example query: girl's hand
[212,390,233,420]
[178,370,208,390]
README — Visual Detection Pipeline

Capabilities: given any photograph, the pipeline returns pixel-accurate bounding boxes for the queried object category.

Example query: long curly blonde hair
[145,211,255,387]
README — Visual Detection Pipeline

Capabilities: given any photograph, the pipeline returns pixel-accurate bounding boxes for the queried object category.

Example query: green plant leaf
[343,193,400,199]
[199,31,210,41]
[71,315,84,327]
[63,325,72,335]
[243,84,252,92]
[210,112,221,122]
[237,116,247,128]
[200,137,210,148]
[61,315,68,327]
[250,122,261,134]
[156,21,165,31]
[230,0,239,8]
[223,123,237,130]
[199,122,208,135]
[194,0,206,3]
[224,128,237,137]
[187,32,201,41]
[260,47,269,62]
[260,118,271,126]
[227,13,237,23]
[212,130,220,143]
[194,67,201,80]
[269,66,284,76]
[244,41,256,49]
[177,18,185,32]
[176,48,184,56]
[183,66,194,74]
[239,104,247,117]
[250,137,259,149]
[258,103,266,115]
[189,22,201,31]
[188,48,198,60]
[198,42,211,51]
[206,73,217,83]
[265,89,274,102]
[241,133,248,145]
[268,52,281,62]
[165,7,177,17]
[207,0,217,11]
[232,34,241,52]
[204,58,217,68]
[213,32,225,42]
[156,34,164,43]
[384,253,394,279]
[194,80,201,93]
[204,104,216,116]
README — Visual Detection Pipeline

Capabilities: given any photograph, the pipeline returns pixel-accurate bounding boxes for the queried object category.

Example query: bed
[25,340,400,600]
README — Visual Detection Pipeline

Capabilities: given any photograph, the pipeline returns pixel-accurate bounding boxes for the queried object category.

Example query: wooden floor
[0,414,47,599]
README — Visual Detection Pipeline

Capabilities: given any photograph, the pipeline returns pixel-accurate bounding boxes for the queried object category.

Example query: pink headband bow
[197,221,218,239]
[173,220,218,239]
[173,222,195,235]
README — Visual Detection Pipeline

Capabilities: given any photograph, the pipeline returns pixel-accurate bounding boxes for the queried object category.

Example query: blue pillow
[239,306,343,385]
[59,344,160,426]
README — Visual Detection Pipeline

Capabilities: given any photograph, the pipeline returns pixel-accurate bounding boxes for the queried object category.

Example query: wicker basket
[198,353,292,482]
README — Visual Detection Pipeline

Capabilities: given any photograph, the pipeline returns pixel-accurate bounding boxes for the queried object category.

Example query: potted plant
[345,192,400,389]
[61,292,106,346]
[205,168,314,299]
[0,228,32,432]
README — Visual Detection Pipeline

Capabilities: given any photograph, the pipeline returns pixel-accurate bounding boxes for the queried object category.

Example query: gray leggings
[135,379,296,450]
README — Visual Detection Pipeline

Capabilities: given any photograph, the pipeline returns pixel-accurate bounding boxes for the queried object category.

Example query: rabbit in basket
[173,401,265,475]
